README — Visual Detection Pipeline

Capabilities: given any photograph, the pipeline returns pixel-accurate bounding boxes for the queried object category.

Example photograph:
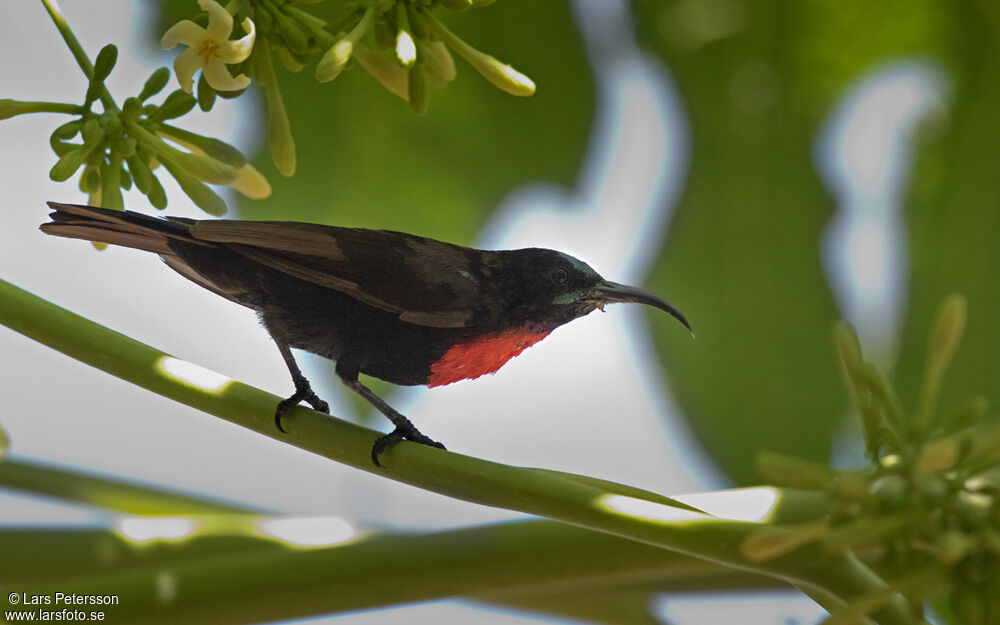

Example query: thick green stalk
[0,277,912,625]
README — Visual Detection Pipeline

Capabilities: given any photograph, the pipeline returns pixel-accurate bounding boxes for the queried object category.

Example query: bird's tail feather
[39,202,202,255]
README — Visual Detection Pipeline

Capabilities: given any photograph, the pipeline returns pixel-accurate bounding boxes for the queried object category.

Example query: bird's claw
[274,382,329,433]
[308,394,330,413]
[371,428,446,468]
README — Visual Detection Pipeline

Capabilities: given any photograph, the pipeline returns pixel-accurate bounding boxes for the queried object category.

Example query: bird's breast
[426,322,551,387]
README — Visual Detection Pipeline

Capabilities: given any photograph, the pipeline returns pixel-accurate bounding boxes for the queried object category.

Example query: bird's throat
[427,323,552,387]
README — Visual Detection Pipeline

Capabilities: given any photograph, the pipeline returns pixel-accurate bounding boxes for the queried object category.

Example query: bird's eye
[551,267,569,285]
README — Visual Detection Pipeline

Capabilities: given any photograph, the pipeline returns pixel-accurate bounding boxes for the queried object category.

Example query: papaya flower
[162,0,256,93]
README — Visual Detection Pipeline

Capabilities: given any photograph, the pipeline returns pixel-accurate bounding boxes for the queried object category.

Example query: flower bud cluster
[4,1,270,217]
[159,0,534,172]
[747,295,1000,624]
[40,46,260,217]
[316,0,534,114]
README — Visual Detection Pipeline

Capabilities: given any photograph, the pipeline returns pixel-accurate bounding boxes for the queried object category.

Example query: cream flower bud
[425,11,535,96]
[231,163,272,199]
[316,6,375,83]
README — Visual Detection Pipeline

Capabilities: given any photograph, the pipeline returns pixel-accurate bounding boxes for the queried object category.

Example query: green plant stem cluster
[750,295,1000,625]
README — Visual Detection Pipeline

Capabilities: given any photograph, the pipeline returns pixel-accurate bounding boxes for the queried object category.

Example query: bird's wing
[189,220,485,328]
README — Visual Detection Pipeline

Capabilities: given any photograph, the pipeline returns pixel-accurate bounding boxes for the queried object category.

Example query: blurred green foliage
[631,0,981,485]
[895,1,1000,421]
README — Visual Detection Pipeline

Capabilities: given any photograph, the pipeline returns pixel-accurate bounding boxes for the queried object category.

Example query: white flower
[162,0,256,93]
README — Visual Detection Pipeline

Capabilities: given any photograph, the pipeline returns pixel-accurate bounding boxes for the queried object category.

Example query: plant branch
[0,100,83,117]
[3,520,786,624]
[0,459,790,622]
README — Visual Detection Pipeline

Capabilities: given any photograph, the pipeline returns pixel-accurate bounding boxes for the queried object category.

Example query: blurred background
[1,0,998,623]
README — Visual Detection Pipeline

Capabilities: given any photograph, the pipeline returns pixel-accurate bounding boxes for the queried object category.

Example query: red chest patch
[427,325,551,387]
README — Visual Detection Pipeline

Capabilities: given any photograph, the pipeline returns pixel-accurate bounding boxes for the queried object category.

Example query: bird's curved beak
[594,280,693,335]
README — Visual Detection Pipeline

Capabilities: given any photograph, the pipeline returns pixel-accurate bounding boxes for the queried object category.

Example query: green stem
[344,5,376,46]
[39,0,119,113]
[0,100,83,117]
[0,277,913,625]
[423,9,489,72]
[0,458,254,515]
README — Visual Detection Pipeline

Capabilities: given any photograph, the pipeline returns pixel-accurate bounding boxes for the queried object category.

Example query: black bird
[41,202,692,466]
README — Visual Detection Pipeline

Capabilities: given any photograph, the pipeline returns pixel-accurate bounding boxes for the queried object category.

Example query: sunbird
[42,202,691,466]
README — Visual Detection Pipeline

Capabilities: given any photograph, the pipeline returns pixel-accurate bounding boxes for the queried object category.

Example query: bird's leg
[335,364,445,467]
[273,340,329,432]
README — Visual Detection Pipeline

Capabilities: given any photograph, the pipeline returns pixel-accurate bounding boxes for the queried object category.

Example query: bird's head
[505,249,693,333]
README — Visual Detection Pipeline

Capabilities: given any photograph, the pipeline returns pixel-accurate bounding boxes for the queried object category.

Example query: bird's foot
[274,381,329,432]
[371,427,446,468]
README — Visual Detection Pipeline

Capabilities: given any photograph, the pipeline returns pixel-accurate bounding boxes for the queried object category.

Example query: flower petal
[199,0,234,42]
[219,17,255,63]
[173,47,203,93]
[202,58,250,92]
[162,20,205,50]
